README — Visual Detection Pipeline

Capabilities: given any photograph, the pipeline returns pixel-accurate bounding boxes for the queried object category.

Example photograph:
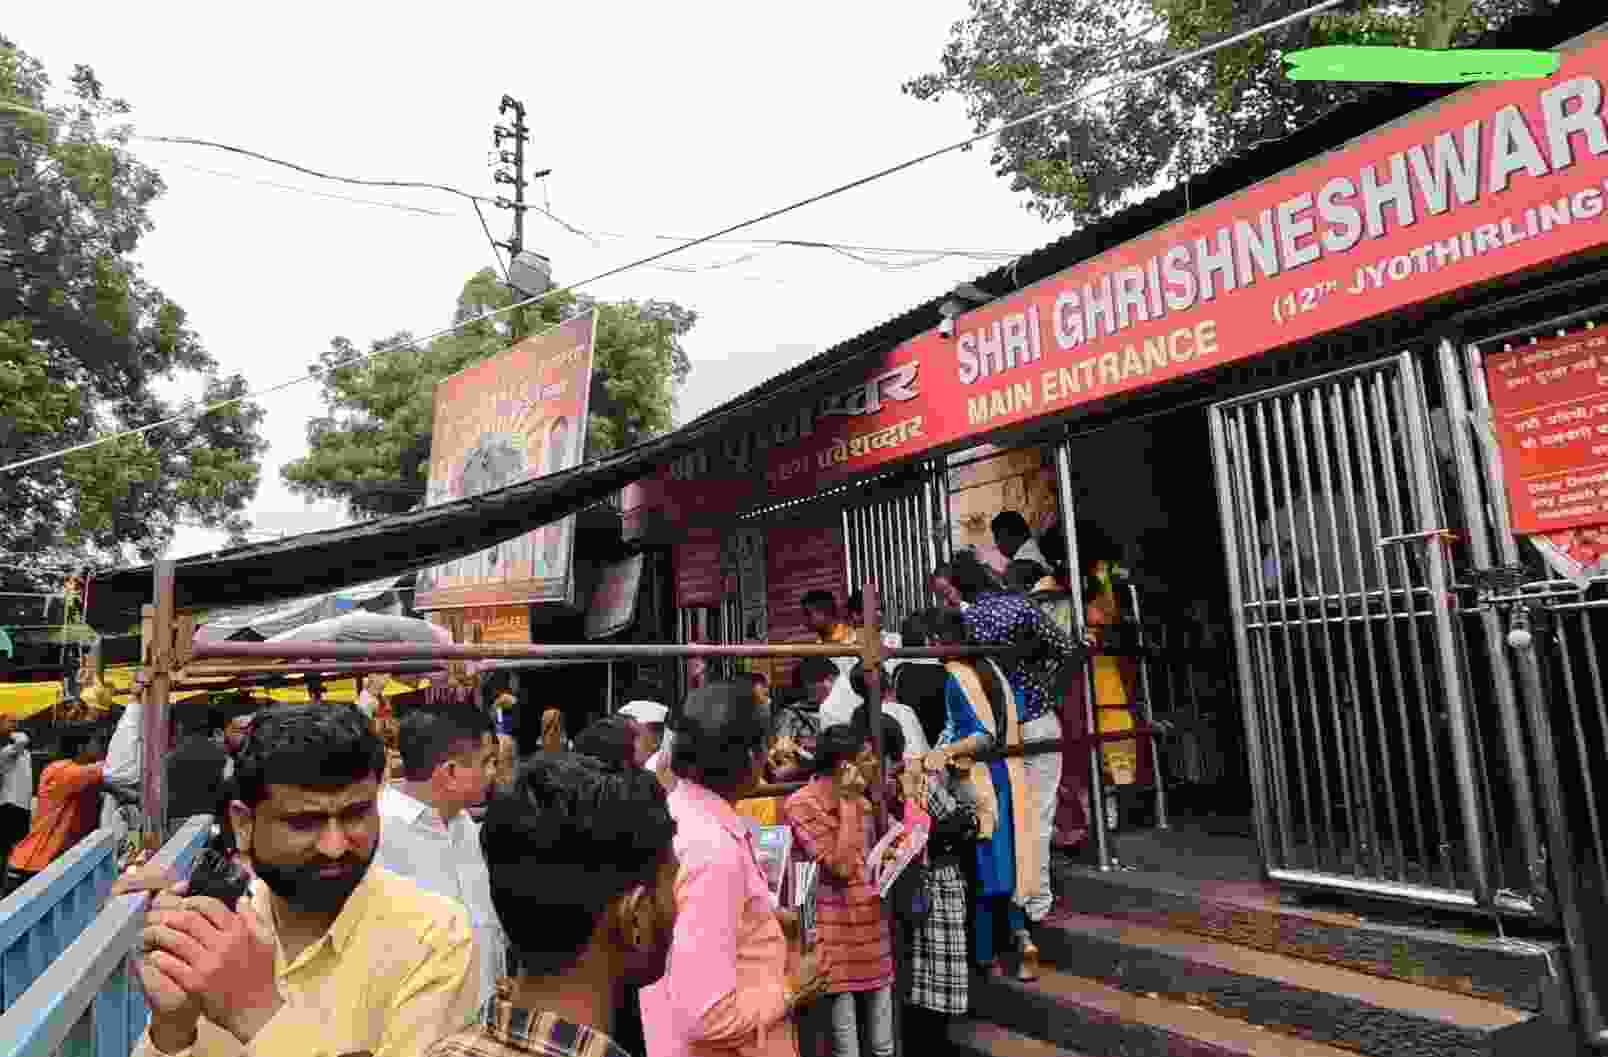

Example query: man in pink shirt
[643,682,828,1057]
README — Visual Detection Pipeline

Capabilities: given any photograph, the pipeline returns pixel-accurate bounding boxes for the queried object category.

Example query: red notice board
[675,535,724,608]
[1485,329,1608,537]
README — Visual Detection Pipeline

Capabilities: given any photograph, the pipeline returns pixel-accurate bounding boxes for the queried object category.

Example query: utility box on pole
[508,250,552,299]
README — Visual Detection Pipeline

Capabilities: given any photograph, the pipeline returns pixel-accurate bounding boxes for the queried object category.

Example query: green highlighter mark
[1285,46,1560,84]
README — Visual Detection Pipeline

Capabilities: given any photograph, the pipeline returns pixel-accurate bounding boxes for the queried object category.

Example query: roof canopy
[84,417,815,632]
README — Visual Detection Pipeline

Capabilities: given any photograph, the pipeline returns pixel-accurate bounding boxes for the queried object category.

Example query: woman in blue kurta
[922,608,1042,982]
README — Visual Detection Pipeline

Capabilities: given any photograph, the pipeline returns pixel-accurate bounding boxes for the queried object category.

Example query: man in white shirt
[376,704,506,1006]
[848,662,931,761]
[0,717,31,867]
[992,510,1053,577]
[102,695,143,801]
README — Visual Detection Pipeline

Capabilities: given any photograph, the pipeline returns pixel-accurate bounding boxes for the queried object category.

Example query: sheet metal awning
[84,402,867,633]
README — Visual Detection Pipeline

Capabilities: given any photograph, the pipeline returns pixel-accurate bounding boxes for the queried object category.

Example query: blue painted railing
[0,818,130,1011]
[0,817,211,1057]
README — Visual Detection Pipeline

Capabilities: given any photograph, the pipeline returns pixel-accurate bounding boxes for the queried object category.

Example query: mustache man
[119,703,478,1057]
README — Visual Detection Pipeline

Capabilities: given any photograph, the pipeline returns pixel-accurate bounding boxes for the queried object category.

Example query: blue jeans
[829,986,893,1057]
[974,894,1027,965]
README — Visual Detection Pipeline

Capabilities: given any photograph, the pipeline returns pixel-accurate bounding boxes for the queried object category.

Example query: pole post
[141,560,176,847]
[495,95,530,339]
[858,579,898,1056]
[860,581,886,835]
[511,102,527,266]
[1509,603,1603,1038]
[1055,439,1111,870]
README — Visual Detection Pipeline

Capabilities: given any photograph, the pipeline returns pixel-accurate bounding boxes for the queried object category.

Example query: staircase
[950,860,1579,1057]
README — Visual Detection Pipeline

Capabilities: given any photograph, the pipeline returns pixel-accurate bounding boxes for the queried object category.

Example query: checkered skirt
[907,860,970,1015]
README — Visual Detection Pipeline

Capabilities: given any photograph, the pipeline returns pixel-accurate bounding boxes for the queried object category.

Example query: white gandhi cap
[617,700,669,725]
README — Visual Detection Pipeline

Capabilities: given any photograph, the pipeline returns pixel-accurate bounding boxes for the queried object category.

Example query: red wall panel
[766,516,846,691]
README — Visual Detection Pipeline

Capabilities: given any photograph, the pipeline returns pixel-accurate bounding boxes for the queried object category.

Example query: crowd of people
[0,514,1094,1057]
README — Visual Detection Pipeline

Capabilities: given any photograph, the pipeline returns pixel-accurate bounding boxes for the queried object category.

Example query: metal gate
[842,468,945,633]
[1445,326,1607,1046]
[1209,353,1495,908]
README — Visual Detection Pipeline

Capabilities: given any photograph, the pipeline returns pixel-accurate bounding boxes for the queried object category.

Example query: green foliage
[279,268,695,518]
[903,0,1539,224]
[0,35,267,587]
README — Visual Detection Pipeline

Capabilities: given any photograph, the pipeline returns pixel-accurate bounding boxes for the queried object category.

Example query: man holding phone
[116,704,478,1057]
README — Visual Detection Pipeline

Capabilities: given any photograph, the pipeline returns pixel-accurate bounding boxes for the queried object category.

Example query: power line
[151,157,456,216]
[12,105,1031,262]
[143,134,504,206]
[472,198,514,285]
[143,152,1028,263]
[0,0,1342,479]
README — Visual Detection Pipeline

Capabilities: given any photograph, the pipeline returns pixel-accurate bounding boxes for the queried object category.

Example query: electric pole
[493,95,532,339]
[493,95,555,340]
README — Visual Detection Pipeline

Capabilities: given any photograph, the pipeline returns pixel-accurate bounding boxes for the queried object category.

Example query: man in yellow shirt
[123,703,478,1057]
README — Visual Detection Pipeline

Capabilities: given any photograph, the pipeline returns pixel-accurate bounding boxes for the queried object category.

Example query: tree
[280,267,695,519]
[0,37,267,590]
[902,0,1543,224]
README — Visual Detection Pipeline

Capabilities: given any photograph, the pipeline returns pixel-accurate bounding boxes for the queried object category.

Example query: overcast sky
[9,2,1077,560]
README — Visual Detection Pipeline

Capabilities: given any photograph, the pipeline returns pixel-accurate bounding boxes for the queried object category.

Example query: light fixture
[950,282,992,305]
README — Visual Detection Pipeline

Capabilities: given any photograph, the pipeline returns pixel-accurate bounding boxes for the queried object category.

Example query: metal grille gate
[1448,326,1608,1046]
[1209,353,1495,907]
[842,469,945,633]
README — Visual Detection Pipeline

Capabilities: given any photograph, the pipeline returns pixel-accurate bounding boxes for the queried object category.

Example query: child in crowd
[784,725,896,1057]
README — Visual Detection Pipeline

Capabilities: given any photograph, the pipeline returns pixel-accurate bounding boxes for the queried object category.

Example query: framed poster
[415,312,598,611]
[586,555,645,639]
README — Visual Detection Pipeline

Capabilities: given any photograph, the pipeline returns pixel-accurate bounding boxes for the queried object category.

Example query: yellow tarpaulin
[0,673,417,719]
[258,678,417,705]
[0,682,65,720]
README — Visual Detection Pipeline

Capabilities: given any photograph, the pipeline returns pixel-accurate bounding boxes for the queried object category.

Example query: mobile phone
[186,849,252,907]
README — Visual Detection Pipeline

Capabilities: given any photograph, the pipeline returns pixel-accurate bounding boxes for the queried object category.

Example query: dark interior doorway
[1063,404,1253,836]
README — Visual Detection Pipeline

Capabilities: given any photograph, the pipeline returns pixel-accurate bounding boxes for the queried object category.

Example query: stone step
[971,966,1363,1057]
[1032,910,1561,1057]
[947,1021,1090,1057]
[1053,860,1567,1015]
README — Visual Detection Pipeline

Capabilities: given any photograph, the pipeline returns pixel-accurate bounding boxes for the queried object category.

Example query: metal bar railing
[176,660,445,680]
[0,819,129,1010]
[184,641,1004,664]
[0,816,212,1057]
[745,728,1167,802]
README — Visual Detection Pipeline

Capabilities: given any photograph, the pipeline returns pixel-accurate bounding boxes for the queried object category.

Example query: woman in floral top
[945,548,1081,924]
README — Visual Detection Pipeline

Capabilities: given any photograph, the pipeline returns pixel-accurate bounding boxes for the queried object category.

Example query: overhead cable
[152,158,456,216]
[9,106,1030,262]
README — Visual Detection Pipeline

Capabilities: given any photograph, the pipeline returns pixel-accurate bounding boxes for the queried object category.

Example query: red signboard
[654,32,1608,529]
[1484,328,1608,535]
[766,518,846,685]
[674,535,724,607]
